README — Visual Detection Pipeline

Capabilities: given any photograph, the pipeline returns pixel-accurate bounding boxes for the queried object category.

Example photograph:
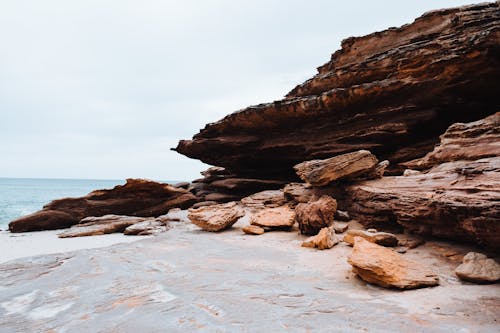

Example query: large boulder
[188,202,245,232]
[455,252,500,283]
[9,179,197,232]
[348,237,439,289]
[295,196,337,235]
[294,150,378,186]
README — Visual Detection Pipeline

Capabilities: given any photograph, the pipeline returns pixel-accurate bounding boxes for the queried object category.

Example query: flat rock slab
[0,221,499,332]
[58,215,150,238]
[348,237,439,289]
[344,229,399,247]
[250,206,295,229]
[188,202,245,232]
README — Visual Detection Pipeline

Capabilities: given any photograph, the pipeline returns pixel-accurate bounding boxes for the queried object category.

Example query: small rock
[191,201,218,209]
[242,225,265,235]
[173,181,190,189]
[250,206,295,229]
[455,252,500,283]
[302,226,339,250]
[124,220,169,235]
[343,229,398,247]
[367,228,378,233]
[334,210,350,221]
[333,222,349,234]
[348,237,439,289]
[403,169,421,176]
[188,202,245,232]
[295,196,337,235]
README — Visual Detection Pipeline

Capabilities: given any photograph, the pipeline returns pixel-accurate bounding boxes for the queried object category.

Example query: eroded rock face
[295,196,337,235]
[175,2,500,179]
[455,252,500,283]
[348,237,439,289]
[346,113,500,250]
[343,229,398,247]
[294,150,378,186]
[188,202,245,232]
[302,226,339,250]
[250,206,295,229]
[58,215,149,238]
[9,179,197,232]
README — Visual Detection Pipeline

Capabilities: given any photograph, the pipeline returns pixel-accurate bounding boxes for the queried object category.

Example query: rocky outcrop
[346,113,500,250]
[9,179,197,232]
[294,150,379,186]
[455,252,500,283]
[58,215,149,238]
[348,237,439,289]
[175,2,500,180]
[295,196,337,235]
[343,229,399,247]
[250,206,295,229]
[188,202,245,232]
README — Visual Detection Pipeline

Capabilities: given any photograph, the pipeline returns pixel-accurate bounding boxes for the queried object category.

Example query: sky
[0,0,482,181]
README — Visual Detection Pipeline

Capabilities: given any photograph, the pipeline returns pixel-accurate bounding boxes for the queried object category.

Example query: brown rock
[295,196,337,235]
[333,222,349,234]
[242,225,265,235]
[455,252,500,283]
[9,179,196,232]
[188,202,244,232]
[302,226,339,250]
[346,113,500,250]
[294,150,379,186]
[348,237,439,289]
[124,220,169,236]
[58,215,148,238]
[343,229,398,247]
[241,190,287,209]
[250,206,295,229]
[191,201,218,209]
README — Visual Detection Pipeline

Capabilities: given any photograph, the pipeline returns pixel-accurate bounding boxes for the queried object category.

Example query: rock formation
[249,206,296,229]
[175,2,500,181]
[9,179,196,232]
[348,237,440,289]
[346,113,500,250]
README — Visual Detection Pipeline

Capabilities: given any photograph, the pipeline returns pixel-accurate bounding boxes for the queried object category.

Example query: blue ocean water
[0,178,126,230]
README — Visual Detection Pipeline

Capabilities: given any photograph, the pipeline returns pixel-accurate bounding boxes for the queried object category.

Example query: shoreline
[0,229,150,264]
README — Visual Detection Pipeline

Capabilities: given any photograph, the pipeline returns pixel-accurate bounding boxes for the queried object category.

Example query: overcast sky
[0,0,481,181]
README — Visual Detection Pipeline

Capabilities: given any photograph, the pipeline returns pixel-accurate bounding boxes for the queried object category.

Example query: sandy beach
[0,230,150,264]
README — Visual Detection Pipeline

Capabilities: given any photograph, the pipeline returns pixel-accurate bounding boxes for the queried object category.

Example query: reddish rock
[302,226,339,250]
[242,225,265,235]
[250,206,295,229]
[295,196,337,235]
[343,229,399,247]
[9,179,196,232]
[188,202,245,232]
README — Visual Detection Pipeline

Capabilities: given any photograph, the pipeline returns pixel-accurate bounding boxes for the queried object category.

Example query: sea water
[0,178,126,230]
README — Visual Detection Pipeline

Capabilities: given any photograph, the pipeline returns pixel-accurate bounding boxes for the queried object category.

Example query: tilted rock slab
[175,2,500,178]
[295,195,337,235]
[348,237,439,289]
[9,179,196,232]
[58,215,149,238]
[294,150,379,186]
[455,252,500,284]
[188,202,245,232]
[343,229,398,247]
[302,226,339,250]
[250,206,295,229]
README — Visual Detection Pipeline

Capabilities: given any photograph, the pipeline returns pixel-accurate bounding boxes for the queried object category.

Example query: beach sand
[0,230,150,264]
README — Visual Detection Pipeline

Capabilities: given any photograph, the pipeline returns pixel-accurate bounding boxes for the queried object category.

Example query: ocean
[0,178,129,230]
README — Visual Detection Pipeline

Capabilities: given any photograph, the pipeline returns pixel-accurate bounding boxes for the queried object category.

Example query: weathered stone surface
[302,226,339,250]
[58,215,148,238]
[241,190,287,209]
[242,225,265,235]
[188,202,245,232]
[344,229,399,247]
[295,196,337,235]
[123,220,169,236]
[175,2,500,180]
[455,252,500,283]
[348,237,439,289]
[9,179,196,232]
[346,114,500,250]
[250,206,295,229]
[294,150,379,186]
[333,222,349,234]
